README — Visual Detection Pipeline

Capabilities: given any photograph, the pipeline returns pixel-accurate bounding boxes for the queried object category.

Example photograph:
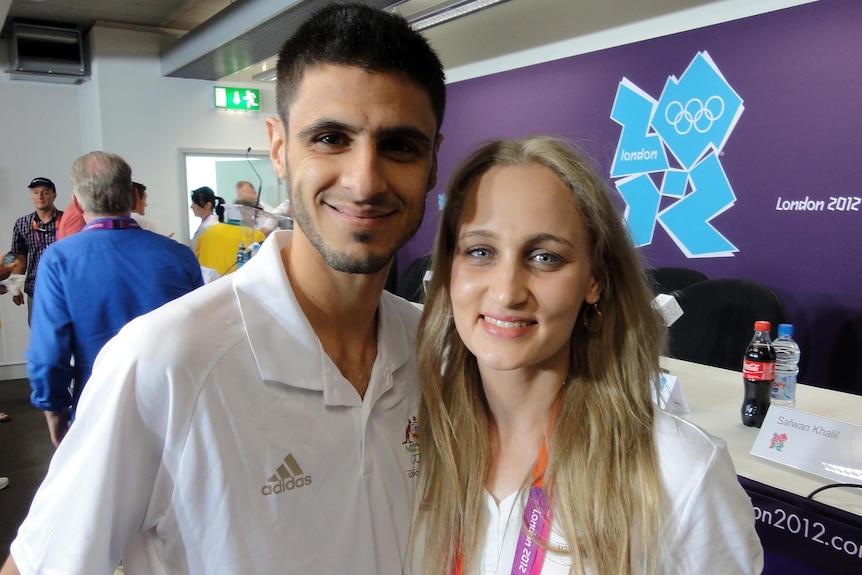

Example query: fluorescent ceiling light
[252,68,277,82]
[407,0,513,31]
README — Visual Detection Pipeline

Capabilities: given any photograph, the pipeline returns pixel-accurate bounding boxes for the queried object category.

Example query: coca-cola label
[743,360,775,380]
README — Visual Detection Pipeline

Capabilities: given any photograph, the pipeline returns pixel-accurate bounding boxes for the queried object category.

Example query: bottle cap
[778,323,794,337]
[754,320,771,332]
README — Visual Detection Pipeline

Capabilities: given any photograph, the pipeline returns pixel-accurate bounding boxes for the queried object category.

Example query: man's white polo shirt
[11,231,423,575]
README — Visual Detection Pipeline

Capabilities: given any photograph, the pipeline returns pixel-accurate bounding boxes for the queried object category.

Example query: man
[8,177,63,322]
[24,152,204,447]
[234,179,278,234]
[130,181,162,233]
[234,179,263,207]
[58,181,155,239]
[2,4,444,574]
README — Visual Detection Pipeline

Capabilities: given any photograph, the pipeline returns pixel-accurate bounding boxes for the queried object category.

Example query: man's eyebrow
[296,119,433,149]
[296,119,354,141]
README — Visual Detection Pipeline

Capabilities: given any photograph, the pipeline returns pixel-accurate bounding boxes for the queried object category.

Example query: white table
[663,357,862,516]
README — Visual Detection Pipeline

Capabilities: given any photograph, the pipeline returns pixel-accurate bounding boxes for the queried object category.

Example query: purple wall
[400,0,862,394]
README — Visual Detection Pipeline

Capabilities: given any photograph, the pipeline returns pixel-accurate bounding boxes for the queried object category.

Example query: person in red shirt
[56,194,85,240]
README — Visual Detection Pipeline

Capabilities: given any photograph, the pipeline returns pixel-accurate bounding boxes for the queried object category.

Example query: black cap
[28,177,56,192]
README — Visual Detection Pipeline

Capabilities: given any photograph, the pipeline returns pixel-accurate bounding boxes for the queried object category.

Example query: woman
[414,137,762,574]
[189,186,224,251]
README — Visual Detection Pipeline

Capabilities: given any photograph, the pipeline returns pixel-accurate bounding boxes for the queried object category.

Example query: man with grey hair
[25,151,203,446]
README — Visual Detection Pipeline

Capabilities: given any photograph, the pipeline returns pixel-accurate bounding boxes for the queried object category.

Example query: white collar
[231,231,412,404]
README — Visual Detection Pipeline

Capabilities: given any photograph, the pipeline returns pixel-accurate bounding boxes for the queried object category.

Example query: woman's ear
[585,275,602,305]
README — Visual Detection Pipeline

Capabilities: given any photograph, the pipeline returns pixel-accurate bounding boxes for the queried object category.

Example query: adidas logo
[261,454,313,496]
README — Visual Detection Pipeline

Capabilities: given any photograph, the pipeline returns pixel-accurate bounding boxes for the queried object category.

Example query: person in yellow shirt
[195,222,264,279]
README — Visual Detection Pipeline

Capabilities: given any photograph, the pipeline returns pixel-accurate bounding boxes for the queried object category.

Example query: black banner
[739,476,862,574]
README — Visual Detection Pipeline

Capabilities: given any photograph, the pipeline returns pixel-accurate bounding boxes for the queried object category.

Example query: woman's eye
[465,246,491,259]
[531,251,562,265]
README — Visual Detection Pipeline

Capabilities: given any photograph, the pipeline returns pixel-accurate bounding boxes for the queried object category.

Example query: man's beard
[289,186,425,275]
[310,229,394,274]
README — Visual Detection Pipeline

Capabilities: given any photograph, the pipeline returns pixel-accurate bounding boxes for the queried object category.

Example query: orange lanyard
[454,439,551,575]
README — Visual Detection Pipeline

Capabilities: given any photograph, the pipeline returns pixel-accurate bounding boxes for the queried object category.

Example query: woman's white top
[479,410,763,574]
[411,409,764,575]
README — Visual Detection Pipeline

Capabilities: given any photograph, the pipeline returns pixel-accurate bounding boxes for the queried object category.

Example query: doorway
[180,149,284,244]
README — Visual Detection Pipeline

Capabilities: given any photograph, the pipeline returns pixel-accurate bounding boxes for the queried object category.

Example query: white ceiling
[1,0,815,83]
[218,0,724,83]
[1,0,232,34]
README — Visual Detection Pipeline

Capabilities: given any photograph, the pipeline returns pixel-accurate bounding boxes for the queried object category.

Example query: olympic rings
[664,96,725,135]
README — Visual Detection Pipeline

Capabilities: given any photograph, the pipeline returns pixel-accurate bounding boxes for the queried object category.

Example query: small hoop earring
[583,301,603,333]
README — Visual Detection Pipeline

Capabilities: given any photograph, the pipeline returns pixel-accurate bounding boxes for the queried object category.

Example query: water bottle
[741,320,775,428]
[236,242,247,270]
[772,323,800,408]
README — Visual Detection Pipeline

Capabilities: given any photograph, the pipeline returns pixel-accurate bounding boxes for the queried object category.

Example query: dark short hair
[276,3,446,131]
[132,181,146,197]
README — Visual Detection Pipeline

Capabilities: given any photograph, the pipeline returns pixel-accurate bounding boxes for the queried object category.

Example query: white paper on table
[655,372,690,415]
[751,406,862,482]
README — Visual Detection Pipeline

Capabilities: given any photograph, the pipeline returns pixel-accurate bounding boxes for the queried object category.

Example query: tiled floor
[1,380,135,574]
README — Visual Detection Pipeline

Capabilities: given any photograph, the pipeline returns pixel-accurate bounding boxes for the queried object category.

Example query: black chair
[645,266,709,296]
[397,253,432,303]
[667,278,786,371]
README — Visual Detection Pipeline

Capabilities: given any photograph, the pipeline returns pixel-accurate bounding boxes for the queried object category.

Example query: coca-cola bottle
[741,321,776,428]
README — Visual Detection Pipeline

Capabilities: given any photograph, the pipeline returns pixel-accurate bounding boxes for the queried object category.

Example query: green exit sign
[214,86,260,111]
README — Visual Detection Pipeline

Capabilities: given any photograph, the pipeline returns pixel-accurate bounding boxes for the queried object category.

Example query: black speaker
[7,22,87,83]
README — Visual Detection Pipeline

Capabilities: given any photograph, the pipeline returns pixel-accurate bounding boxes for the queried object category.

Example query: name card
[656,372,689,415]
[751,406,862,482]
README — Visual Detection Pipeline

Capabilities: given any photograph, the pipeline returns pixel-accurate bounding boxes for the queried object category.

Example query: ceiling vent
[6,22,88,84]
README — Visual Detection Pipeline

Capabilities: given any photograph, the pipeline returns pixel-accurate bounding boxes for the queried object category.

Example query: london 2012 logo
[610,52,743,258]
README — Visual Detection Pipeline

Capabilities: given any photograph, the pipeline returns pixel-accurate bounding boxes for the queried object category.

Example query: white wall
[0,25,276,379]
[0,57,84,378]
[85,25,277,240]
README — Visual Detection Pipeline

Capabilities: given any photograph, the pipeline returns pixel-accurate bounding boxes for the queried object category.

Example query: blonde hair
[416,136,667,574]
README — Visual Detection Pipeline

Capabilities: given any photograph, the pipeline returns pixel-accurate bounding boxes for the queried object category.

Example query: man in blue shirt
[26,151,204,446]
